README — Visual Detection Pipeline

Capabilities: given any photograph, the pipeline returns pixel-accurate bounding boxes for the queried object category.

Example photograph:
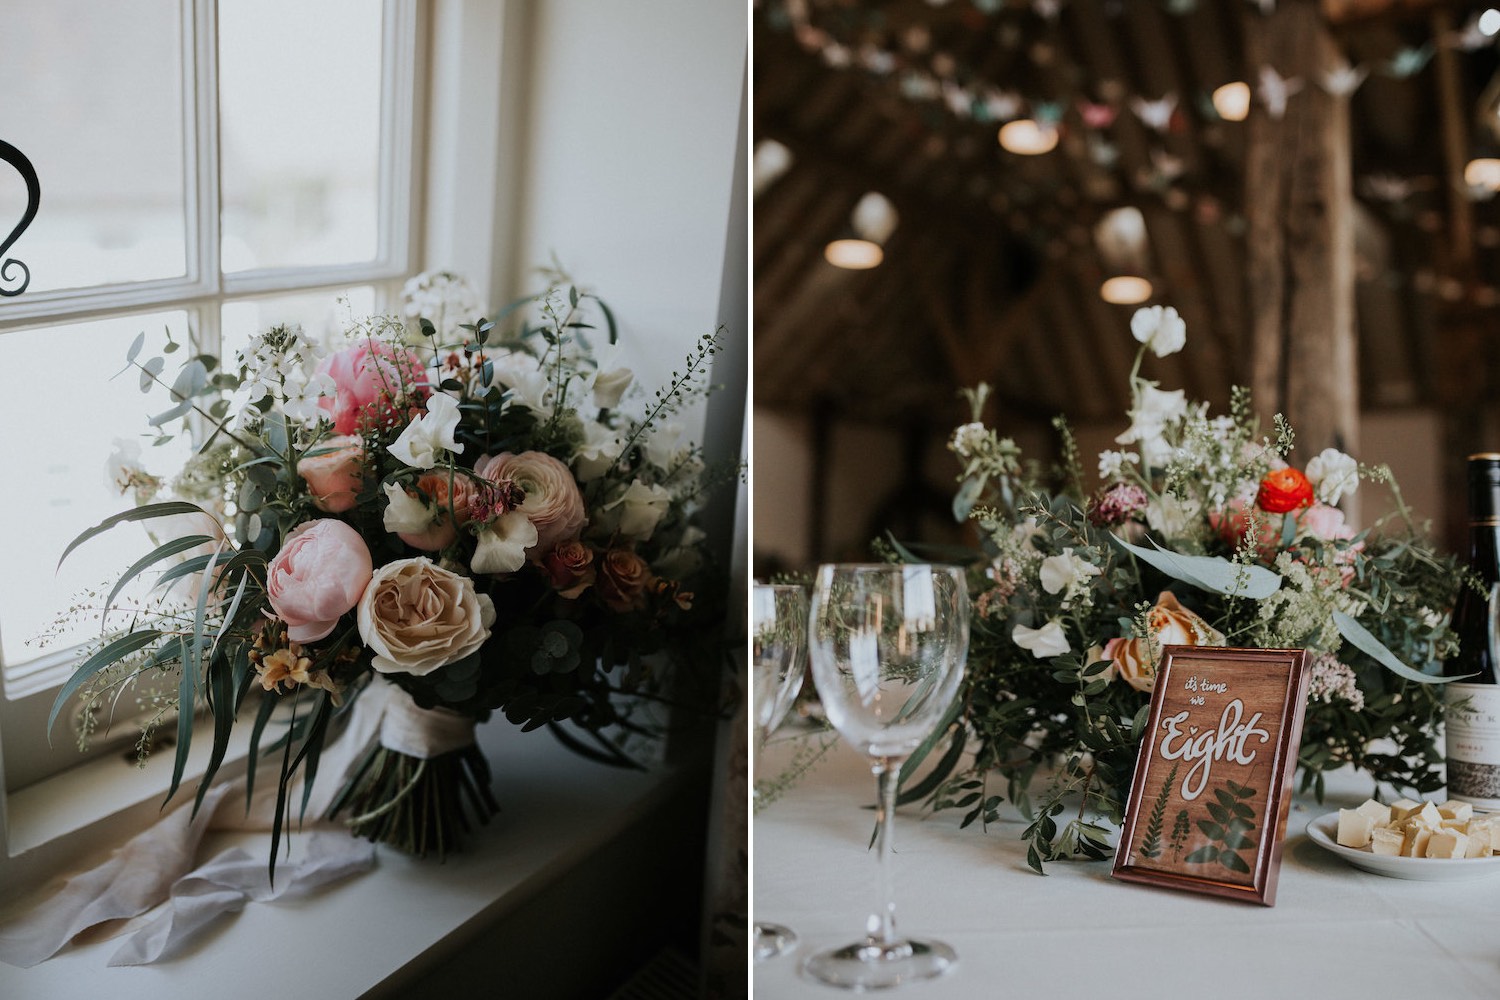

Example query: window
[0,0,422,792]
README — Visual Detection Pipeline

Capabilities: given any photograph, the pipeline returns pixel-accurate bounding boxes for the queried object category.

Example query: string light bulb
[824,239,884,269]
[998,119,1058,155]
[1211,82,1251,122]
[1100,275,1153,305]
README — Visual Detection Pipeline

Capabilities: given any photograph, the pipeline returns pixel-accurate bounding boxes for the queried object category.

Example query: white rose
[601,479,673,540]
[1129,304,1187,358]
[357,557,496,676]
[1013,619,1071,659]
[1305,447,1359,506]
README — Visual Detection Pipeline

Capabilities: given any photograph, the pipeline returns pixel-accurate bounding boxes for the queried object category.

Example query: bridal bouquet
[55,271,725,866]
[915,305,1462,872]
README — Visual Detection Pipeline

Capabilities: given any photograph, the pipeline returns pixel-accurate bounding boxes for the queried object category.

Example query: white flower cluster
[1306,652,1365,711]
[238,325,333,428]
[400,270,482,341]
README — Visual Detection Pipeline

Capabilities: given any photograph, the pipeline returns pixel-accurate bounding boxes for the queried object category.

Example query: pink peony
[266,519,373,643]
[475,451,587,554]
[316,340,428,435]
[1298,503,1354,542]
[296,435,365,513]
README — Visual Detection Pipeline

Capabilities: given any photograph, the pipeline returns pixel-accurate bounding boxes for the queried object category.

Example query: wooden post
[1244,1,1358,489]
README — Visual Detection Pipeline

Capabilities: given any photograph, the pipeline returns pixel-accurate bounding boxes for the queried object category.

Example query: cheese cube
[1425,830,1469,859]
[1338,808,1377,848]
[1389,798,1423,821]
[1402,825,1432,858]
[1438,800,1474,823]
[1467,817,1495,855]
[1355,799,1392,827]
[1441,818,1470,834]
[1489,819,1500,853]
[1465,827,1491,858]
[1370,827,1405,857]
[1414,801,1443,828]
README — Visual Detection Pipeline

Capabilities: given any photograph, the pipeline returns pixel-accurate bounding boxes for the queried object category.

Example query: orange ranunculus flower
[1256,467,1315,514]
[1103,592,1224,693]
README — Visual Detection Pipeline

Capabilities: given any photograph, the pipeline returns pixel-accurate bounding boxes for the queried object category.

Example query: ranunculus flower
[388,392,465,470]
[1012,619,1071,659]
[1104,591,1223,692]
[476,451,587,553]
[600,479,672,541]
[1305,448,1359,506]
[543,540,597,598]
[596,547,651,611]
[317,340,427,435]
[1257,467,1315,513]
[297,435,365,513]
[1129,304,1187,358]
[266,519,373,643]
[356,557,495,675]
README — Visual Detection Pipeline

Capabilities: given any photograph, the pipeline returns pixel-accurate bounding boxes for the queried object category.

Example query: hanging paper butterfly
[1033,100,1066,125]
[985,88,1024,121]
[1088,135,1120,168]
[1077,99,1118,129]
[1319,61,1367,97]
[943,81,975,117]
[1256,65,1302,120]
[1385,44,1433,79]
[1151,147,1186,182]
[1131,93,1177,132]
[1032,0,1064,21]
[1359,174,1416,203]
[821,42,853,69]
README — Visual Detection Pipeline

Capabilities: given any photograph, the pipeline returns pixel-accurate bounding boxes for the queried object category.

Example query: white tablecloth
[753,733,1498,999]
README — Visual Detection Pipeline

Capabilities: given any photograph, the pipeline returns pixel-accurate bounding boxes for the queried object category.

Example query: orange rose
[543,540,597,599]
[596,547,650,612]
[296,435,365,513]
[1104,592,1224,693]
[1256,467,1314,514]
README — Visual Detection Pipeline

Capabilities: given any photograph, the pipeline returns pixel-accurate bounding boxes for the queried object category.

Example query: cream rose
[1104,591,1223,692]
[475,450,587,553]
[356,557,496,676]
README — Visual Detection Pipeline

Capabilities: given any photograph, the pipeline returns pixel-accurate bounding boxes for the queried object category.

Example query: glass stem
[871,755,903,946]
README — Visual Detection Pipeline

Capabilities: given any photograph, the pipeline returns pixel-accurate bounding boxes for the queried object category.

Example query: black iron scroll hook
[0,139,41,297]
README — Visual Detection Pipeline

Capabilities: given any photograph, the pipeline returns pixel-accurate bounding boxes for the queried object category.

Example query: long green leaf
[170,539,224,808]
[47,629,164,739]
[57,501,208,571]
[105,534,216,610]
[245,692,281,812]
[896,697,963,791]
[1115,535,1282,599]
[193,647,238,817]
[1333,610,1461,685]
[896,724,966,806]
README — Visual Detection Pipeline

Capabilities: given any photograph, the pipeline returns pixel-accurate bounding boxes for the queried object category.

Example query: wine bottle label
[1445,683,1500,809]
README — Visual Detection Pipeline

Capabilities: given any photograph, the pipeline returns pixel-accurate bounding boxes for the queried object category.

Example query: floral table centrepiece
[50,270,728,869]
[907,305,1463,873]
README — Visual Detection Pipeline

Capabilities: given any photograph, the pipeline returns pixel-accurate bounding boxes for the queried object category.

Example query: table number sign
[1113,645,1310,905]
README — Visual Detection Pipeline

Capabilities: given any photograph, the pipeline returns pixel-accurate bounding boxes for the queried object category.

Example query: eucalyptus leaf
[1333,610,1459,684]
[1114,535,1282,599]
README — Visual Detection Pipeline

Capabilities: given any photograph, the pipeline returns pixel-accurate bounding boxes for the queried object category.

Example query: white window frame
[0,0,426,799]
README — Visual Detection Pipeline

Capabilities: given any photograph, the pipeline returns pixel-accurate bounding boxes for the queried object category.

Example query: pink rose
[296,435,365,513]
[1298,503,1354,542]
[266,519,373,643]
[596,547,651,611]
[316,340,428,435]
[543,540,597,598]
[475,451,587,554]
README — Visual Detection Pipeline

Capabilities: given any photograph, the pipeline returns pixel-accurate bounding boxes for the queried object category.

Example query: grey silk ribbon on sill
[0,682,405,968]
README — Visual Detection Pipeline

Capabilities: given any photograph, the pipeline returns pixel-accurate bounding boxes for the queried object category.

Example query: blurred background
[752,0,1500,577]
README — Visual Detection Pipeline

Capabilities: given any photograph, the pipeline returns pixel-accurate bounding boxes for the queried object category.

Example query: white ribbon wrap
[0,680,411,968]
[378,687,477,759]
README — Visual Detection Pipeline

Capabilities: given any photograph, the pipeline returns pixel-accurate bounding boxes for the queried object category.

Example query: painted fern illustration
[1138,763,1179,859]
[1170,808,1191,860]
[1184,780,1258,875]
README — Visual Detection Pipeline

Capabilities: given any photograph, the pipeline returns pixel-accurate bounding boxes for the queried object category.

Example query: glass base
[753,921,798,962]
[804,937,956,990]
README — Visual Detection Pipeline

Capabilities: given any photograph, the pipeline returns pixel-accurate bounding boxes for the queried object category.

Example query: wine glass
[805,563,969,991]
[752,582,809,961]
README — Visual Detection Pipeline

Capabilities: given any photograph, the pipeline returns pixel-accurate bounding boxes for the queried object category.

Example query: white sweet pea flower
[381,481,433,534]
[1013,619,1071,659]
[1145,493,1201,537]
[1116,385,1187,466]
[1305,447,1359,506]
[574,419,624,480]
[1096,449,1139,481]
[1039,549,1102,595]
[471,510,539,574]
[602,479,673,540]
[388,393,465,469]
[1129,305,1187,358]
[590,349,634,409]
[643,421,687,470]
[106,439,146,494]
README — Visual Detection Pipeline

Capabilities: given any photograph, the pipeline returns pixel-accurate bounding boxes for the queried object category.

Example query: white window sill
[0,718,705,997]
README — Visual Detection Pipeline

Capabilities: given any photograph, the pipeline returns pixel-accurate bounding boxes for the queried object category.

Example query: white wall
[507,0,746,408]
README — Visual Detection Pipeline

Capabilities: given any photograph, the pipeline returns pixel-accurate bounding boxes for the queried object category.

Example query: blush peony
[316,340,428,435]
[266,519,374,643]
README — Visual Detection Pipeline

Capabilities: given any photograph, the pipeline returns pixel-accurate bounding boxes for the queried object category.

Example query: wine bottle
[1446,454,1500,810]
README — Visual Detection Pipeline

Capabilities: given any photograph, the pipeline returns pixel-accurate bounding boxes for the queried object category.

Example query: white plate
[1305,812,1500,881]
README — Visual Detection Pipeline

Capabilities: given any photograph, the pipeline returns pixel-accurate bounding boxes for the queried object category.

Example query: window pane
[0,1,187,291]
[0,313,194,667]
[218,0,384,271]
[221,286,377,357]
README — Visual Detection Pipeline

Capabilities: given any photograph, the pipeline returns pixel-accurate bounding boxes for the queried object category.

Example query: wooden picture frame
[1112,645,1311,906]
